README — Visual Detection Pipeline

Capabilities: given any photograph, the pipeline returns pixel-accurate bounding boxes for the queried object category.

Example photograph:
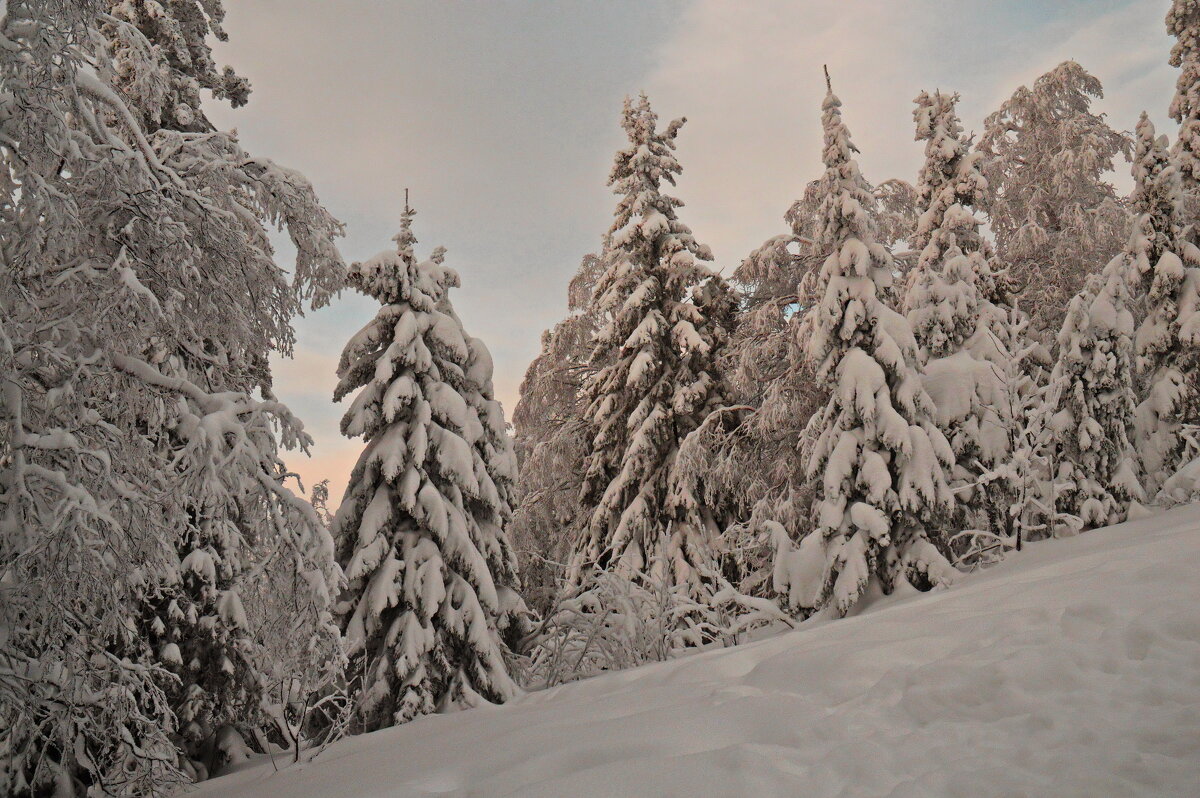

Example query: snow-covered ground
[197,506,1200,797]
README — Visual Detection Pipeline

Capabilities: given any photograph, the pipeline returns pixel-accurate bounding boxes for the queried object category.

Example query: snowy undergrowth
[195,505,1200,797]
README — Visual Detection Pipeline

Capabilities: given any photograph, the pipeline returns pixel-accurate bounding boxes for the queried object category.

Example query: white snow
[195,505,1200,798]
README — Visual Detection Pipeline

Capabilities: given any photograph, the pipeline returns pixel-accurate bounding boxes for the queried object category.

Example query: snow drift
[196,505,1200,797]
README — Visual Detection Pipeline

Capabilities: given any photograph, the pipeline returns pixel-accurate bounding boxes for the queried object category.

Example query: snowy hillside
[197,506,1200,798]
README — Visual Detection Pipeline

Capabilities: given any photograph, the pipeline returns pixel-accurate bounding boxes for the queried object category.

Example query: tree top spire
[394,192,417,259]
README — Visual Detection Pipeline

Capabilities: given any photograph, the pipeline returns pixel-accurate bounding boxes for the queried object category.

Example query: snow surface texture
[196,505,1200,797]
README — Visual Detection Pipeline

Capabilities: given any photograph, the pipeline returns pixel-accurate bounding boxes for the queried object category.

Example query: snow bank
[196,506,1200,797]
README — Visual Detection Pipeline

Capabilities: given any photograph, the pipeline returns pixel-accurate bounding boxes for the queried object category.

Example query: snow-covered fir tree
[775,73,957,619]
[571,95,732,596]
[905,90,1005,349]
[1128,114,1200,494]
[510,254,604,614]
[901,89,1016,541]
[979,61,1131,341]
[663,274,740,577]
[332,208,526,733]
[1,3,344,793]
[1169,0,1200,215]
[1050,258,1143,529]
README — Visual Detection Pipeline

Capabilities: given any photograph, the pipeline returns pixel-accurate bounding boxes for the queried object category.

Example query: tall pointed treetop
[782,74,956,619]
[333,208,524,731]
[573,94,729,595]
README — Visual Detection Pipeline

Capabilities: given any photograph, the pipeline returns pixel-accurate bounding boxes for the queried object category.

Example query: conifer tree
[979,61,1131,340]
[1129,114,1200,492]
[906,90,1009,351]
[332,207,525,732]
[664,274,739,575]
[572,95,731,594]
[1168,0,1200,214]
[1051,258,1143,528]
[902,90,1015,539]
[776,72,956,618]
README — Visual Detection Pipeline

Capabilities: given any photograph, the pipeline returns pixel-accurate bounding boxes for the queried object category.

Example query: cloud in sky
[208,1,1178,507]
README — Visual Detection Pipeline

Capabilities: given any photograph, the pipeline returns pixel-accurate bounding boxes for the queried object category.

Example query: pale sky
[208,0,1176,506]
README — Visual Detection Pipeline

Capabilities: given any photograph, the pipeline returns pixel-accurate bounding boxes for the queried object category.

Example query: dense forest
[4,2,1200,796]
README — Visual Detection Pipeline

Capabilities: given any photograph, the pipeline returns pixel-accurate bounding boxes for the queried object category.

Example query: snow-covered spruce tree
[333,208,526,732]
[1169,0,1200,216]
[510,254,604,615]
[729,171,917,450]
[1128,114,1200,494]
[1050,258,1143,529]
[571,95,731,597]
[1,2,345,794]
[901,89,1016,542]
[905,89,1009,347]
[775,74,957,619]
[979,61,1131,340]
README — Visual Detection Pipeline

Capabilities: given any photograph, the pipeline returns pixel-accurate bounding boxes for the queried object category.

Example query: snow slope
[197,506,1200,797]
